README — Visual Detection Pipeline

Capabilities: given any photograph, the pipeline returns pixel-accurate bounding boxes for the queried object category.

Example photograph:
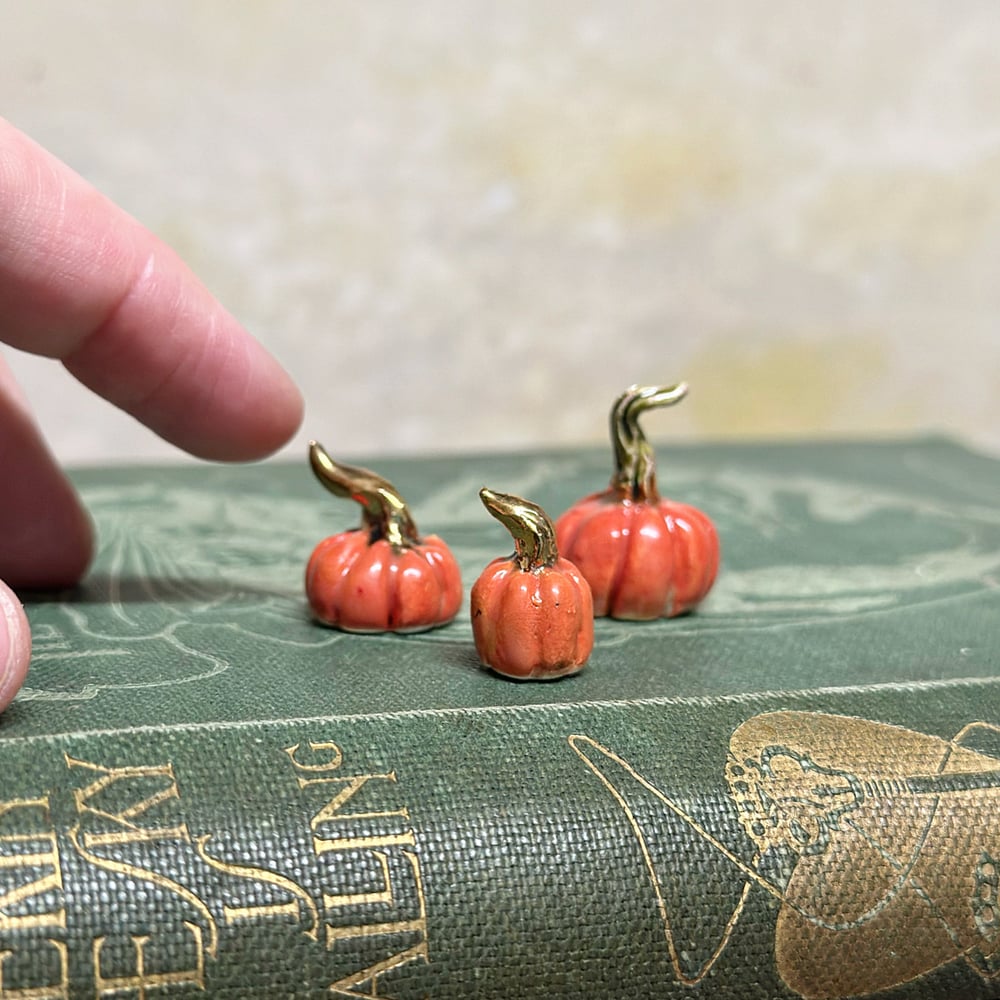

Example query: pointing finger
[0,118,303,460]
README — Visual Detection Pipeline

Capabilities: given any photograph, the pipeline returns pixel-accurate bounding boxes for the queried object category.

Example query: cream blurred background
[4,1,1000,463]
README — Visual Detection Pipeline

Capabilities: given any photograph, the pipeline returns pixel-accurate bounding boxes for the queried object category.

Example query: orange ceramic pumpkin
[555,384,719,620]
[471,488,593,680]
[305,443,462,633]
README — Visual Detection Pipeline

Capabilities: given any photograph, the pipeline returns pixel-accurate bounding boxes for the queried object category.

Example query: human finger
[0,579,31,712]
[0,352,93,587]
[0,117,303,460]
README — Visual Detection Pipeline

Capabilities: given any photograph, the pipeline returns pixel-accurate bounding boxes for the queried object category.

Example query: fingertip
[167,350,304,462]
[219,349,304,461]
[0,581,31,713]
[199,323,304,460]
[60,253,306,463]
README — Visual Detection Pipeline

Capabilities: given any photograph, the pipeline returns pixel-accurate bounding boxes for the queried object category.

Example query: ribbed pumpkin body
[555,490,719,619]
[306,530,462,633]
[471,556,593,680]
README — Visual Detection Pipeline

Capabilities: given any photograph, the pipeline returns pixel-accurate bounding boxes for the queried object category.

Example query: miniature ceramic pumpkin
[555,384,719,619]
[305,442,462,633]
[471,488,593,680]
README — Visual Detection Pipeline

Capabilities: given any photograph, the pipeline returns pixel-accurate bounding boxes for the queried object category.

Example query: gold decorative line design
[569,734,769,985]
[572,715,1000,999]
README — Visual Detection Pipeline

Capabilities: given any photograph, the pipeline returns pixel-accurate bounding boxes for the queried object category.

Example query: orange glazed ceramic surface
[472,488,593,680]
[555,493,718,619]
[304,443,462,634]
[555,383,720,620]
[306,532,461,633]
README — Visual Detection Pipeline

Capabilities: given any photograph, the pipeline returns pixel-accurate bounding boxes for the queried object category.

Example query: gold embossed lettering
[67,827,219,959]
[313,829,416,858]
[0,799,64,933]
[326,851,429,995]
[284,742,344,773]
[288,742,432,992]
[64,755,189,849]
[321,851,393,910]
[0,940,68,999]
[93,922,204,997]
[301,773,409,831]
[65,755,218,959]
[327,941,429,998]
[325,850,426,942]
[194,834,320,940]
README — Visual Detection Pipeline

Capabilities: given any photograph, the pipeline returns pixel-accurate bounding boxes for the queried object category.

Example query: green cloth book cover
[1,437,998,998]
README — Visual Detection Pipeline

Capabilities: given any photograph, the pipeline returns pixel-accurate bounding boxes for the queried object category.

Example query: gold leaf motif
[572,713,1000,998]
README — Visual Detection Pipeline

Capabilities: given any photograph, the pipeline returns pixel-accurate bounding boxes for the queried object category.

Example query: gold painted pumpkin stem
[610,383,688,500]
[309,441,420,549]
[480,488,558,571]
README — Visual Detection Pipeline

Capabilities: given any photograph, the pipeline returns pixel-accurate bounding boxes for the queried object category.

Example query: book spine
[0,697,997,999]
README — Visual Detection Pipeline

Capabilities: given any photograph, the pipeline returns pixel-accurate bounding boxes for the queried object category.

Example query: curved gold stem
[479,488,558,571]
[609,383,688,500]
[309,442,420,550]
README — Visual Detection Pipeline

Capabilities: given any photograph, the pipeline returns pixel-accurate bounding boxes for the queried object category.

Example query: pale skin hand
[0,118,304,710]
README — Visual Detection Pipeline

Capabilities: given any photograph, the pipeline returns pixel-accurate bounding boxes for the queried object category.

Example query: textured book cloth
[2,437,999,999]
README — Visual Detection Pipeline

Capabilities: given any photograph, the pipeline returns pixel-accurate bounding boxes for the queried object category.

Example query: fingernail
[0,583,30,710]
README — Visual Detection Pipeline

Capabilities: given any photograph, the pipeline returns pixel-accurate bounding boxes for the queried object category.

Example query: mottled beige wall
[5,1,1000,463]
